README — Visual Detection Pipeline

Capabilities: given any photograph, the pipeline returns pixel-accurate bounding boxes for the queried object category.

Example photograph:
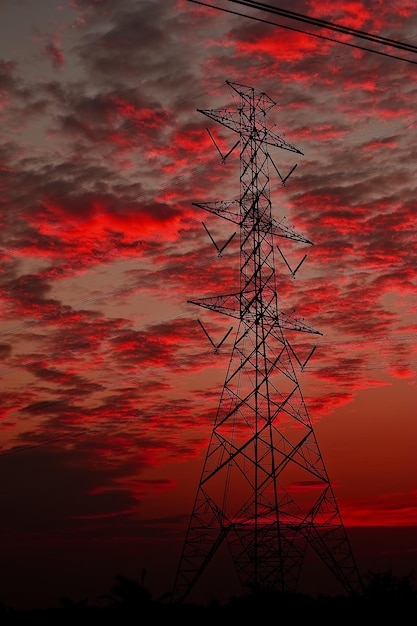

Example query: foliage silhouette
[0,568,415,623]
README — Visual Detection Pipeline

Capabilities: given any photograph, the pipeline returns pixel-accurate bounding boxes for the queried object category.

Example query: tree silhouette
[362,568,417,605]
[98,570,152,615]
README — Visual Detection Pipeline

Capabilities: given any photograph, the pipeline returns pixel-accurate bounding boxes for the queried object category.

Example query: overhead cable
[228,1,417,54]
[187,0,417,65]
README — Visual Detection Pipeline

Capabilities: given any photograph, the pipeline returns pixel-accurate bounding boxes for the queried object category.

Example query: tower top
[197,82,303,154]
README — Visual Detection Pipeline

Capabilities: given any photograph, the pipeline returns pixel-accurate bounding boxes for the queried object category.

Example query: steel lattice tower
[172,81,361,602]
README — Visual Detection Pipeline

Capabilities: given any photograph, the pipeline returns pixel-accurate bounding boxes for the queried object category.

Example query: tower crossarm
[264,127,304,153]
[269,218,313,244]
[198,107,303,154]
[192,203,313,243]
[189,294,323,334]
[197,109,303,154]
[276,310,323,335]
[193,200,240,224]
[188,293,241,319]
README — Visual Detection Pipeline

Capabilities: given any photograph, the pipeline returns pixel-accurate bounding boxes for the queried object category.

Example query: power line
[187,0,417,65]
[228,1,417,54]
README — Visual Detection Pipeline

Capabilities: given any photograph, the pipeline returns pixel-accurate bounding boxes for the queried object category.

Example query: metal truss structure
[172,81,361,602]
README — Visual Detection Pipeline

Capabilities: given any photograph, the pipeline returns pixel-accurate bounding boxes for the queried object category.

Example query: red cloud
[44,41,65,70]
[235,29,323,62]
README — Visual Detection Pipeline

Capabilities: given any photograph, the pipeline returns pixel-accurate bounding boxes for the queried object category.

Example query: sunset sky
[0,0,416,609]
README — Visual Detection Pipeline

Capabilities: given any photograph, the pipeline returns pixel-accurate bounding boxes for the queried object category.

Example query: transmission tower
[172,81,362,602]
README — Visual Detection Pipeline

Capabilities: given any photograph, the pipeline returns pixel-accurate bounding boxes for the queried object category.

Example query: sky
[0,0,416,610]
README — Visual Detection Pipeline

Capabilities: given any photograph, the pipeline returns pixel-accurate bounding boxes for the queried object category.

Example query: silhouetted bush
[0,568,415,623]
